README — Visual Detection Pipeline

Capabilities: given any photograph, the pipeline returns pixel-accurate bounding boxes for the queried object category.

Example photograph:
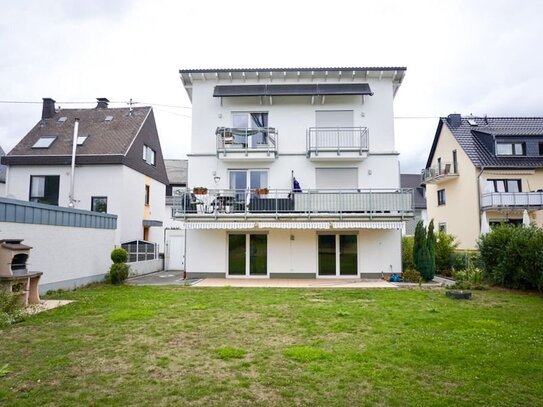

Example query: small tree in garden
[426,220,436,280]
[413,221,424,270]
[435,231,459,275]
[413,220,437,281]
[107,248,130,285]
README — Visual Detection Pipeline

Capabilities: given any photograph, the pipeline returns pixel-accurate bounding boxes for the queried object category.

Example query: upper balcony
[481,191,543,210]
[421,162,459,184]
[216,127,278,161]
[306,127,369,161]
[170,188,414,221]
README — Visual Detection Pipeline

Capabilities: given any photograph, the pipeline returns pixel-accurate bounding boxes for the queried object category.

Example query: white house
[2,98,168,250]
[175,67,413,278]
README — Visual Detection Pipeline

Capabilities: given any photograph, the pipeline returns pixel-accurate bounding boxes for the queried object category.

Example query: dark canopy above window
[213,83,373,98]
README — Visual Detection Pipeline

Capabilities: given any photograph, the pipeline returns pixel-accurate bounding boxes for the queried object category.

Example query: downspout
[477,166,485,234]
[68,118,79,207]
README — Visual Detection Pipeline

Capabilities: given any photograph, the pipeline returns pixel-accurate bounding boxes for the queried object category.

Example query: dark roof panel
[213,83,373,97]
[181,67,406,74]
[400,174,426,209]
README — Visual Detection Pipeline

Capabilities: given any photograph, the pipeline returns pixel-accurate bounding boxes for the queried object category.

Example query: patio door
[228,233,267,276]
[318,234,358,276]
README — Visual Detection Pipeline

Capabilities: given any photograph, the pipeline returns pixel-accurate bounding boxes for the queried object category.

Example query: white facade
[5,164,165,246]
[179,68,410,278]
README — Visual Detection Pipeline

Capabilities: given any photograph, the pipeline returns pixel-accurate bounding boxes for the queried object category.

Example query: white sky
[1,0,543,173]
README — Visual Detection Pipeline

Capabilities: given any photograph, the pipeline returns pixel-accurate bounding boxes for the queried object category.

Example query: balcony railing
[216,127,278,157]
[306,127,369,156]
[421,162,458,184]
[481,192,543,210]
[170,188,414,219]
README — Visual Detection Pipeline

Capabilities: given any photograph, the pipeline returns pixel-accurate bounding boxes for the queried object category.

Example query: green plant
[414,220,435,281]
[426,220,437,280]
[402,236,415,271]
[192,187,208,195]
[0,292,25,329]
[435,231,459,275]
[111,248,128,264]
[402,268,421,283]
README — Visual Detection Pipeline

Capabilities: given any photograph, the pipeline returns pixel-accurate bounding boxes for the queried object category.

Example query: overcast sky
[1,0,542,173]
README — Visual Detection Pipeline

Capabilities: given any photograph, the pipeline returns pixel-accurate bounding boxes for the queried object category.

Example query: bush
[0,291,25,329]
[111,248,128,264]
[435,231,459,276]
[107,263,130,285]
[402,268,421,283]
[402,236,415,271]
[478,225,543,291]
[452,261,485,290]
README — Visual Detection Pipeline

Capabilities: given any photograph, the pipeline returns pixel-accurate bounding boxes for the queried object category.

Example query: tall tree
[414,221,424,270]
[425,219,437,281]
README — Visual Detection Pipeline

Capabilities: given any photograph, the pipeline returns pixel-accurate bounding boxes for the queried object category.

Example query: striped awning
[183,222,255,230]
[258,222,330,229]
[332,222,404,229]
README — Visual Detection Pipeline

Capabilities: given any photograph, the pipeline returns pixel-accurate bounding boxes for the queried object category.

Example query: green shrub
[435,231,459,275]
[452,261,485,290]
[426,220,437,280]
[402,236,415,271]
[111,248,128,264]
[402,268,421,283]
[478,225,543,291]
[0,292,25,329]
[107,263,130,285]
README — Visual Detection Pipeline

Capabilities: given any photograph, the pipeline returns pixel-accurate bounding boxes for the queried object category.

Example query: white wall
[0,221,115,292]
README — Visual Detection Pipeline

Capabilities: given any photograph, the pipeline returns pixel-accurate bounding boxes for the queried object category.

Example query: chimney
[41,98,56,119]
[96,98,110,109]
[447,113,462,128]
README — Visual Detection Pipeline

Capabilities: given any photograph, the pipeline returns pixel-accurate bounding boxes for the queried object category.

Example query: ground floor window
[29,175,60,205]
[489,219,522,227]
[318,234,358,276]
[228,233,267,276]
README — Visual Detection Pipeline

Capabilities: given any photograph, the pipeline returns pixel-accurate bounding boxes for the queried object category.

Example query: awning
[332,222,404,230]
[258,222,330,229]
[213,83,373,97]
[183,222,255,230]
[142,220,163,227]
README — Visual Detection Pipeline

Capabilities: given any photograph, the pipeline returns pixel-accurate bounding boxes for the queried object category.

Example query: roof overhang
[181,221,404,230]
[213,83,373,98]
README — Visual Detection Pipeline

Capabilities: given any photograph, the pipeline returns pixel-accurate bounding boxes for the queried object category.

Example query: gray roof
[400,174,426,209]
[0,146,6,183]
[180,67,406,74]
[427,116,543,169]
[164,159,188,185]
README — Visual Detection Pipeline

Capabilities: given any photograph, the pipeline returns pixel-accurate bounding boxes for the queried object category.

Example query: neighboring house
[163,159,188,270]
[0,146,6,196]
[400,174,427,235]
[1,98,168,248]
[175,67,414,278]
[422,114,543,249]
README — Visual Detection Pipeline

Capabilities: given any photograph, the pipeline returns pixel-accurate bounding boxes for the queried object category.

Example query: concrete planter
[446,290,472,300]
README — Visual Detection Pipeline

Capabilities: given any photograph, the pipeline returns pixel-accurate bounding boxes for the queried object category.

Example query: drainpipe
[477,167,485,234]
[68,118,79,208]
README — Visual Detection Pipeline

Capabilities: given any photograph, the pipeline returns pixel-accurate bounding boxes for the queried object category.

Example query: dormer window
[32,136,56,149]
[77,135,88,145]
[57,117,67,123]
[143,145,156,166]
[496,142,525,156]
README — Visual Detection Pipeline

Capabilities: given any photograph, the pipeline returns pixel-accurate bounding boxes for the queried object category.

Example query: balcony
[421,162,458,184]
[481,192,543,210]
[170,188,414,221]
[306,127,369,161]
[216,127,278,161]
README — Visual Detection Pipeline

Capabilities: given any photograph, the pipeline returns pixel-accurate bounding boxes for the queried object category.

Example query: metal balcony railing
[306,127,369,156]
[421,162,458,183]
[170,188,414,219]
[216,127,278,155]
[481,192,543,210]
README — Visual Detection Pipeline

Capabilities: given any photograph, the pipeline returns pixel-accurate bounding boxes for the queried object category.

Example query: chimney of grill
[447,113,462,128]
[96,98,110,109]
[41,98,56,119]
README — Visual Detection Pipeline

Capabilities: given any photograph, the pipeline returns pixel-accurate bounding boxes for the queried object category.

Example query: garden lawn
[0,285,542,406]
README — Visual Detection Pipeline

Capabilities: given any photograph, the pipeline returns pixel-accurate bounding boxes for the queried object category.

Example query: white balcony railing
[170,188,414,220]
[481,192,543,210]
[216,127,278,156]
[306,127,369,156]
[421,162,458,183]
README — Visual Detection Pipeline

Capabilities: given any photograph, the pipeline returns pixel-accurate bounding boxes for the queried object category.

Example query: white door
[316,168,358,190]
[167,235,185,270]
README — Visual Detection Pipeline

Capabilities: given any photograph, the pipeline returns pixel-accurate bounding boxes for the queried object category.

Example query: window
[438,223,447,233]
[77,135,88,145]
[142,145,156,166]
[496,142,525,156]
[452,150,458,173]
[539,143,543,156]
[437,189,446,205]
[91,196,107,213]
[32,136,56,149]
[484,179,522,193]
[145,185,150,205]
[231,112,269,147]
[29,175,60,205]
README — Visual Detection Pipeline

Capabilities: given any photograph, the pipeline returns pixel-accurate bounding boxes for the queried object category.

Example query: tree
[425,219,437,280]
[413,221,424,270]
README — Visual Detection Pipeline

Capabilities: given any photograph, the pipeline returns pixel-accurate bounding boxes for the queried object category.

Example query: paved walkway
[127,271,197,286]
[193,278,397,288]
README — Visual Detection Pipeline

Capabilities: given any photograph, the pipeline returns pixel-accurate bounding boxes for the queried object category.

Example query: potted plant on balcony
[192,187,208,195]
[255,188,269,196]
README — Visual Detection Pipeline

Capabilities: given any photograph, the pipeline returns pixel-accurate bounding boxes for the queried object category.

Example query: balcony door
[232,112,268,147]
[318,234,358,277]
[315,110,354,148]
[228,234,267,277]
[229,170,268,201]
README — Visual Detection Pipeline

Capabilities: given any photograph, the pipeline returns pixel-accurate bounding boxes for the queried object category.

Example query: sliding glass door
[228,234,267,276]
[318,234,358,276]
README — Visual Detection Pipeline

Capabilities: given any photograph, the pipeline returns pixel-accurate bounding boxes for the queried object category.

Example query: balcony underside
[174,212,414,221]
[423,174,459,184]
[217,149,277,161]
[307,149,368,161]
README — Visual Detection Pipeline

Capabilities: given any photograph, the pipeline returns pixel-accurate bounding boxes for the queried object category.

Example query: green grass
[0,285,542,406]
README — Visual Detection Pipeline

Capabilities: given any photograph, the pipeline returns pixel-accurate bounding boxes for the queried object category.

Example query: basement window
[32,136,56,149]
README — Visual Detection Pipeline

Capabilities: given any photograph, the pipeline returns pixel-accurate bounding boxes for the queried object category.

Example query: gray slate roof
[400,174,426,209]
[0,146,6,183]
[427,117,543,169]
[164,159,188,185]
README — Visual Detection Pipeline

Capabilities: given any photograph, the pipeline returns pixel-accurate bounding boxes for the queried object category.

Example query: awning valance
[181,221,404,230]
[213,83,373,98]
[332,222,404,229]
[258,222,330,229]
[183,222,255,230]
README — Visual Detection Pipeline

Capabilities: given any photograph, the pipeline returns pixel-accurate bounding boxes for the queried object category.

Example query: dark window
[91,196,107,213]
[438,223,447,233]
[484,179,522,193]
[143,145,156,166]
[452,150,458,173]
[496,142,525,156]
[437,189,446,206]
[145,185,150,205]
[29,175,60,205]
[539,143,543,156]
